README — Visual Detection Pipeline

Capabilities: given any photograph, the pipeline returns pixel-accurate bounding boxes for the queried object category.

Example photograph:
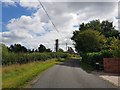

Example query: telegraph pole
[55,39,59,52]
[66,43,68,52]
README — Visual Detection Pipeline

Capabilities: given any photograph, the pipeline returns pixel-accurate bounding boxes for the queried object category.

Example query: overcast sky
[1,0,119,51]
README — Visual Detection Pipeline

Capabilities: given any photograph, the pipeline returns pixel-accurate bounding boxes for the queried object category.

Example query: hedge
[81,50,112,70]
[2,52,70,65]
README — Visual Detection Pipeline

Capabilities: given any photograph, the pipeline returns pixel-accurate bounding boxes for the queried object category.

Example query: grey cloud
[42,2,117,27]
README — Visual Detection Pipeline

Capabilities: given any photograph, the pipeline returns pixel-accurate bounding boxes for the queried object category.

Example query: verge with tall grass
[2,59,58,88]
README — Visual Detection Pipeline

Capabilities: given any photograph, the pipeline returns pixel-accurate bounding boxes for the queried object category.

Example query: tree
[2,44,9,55]
[38,44,46,52]
[58,48,64,52]
[67,47,74,54]
[9,44,27,53]
[35,49,38,52]
[79,20,120,38]
[71,29,106,53]
[46,48,52,52]
[27,49,32,53]
[2,44,11,65]
[32,49,35,52]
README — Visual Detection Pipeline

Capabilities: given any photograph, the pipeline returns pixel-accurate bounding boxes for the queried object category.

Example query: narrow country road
[32,59,117,88]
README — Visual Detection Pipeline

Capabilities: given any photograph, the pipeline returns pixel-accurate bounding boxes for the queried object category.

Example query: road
[32,59,117,88]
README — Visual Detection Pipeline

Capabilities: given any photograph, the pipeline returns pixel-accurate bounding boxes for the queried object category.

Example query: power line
[38,0,68,51]
[38,0,59,33]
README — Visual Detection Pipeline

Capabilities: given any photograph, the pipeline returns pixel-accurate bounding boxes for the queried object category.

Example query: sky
[1,0,119,51]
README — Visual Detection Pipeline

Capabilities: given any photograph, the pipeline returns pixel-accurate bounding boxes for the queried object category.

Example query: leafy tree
[9,44,27,53]
[38,44,52,52]
[2,44,10,65]
[46,48,52,52]
[27,49,32,53]
[2,44,9,54]
[79,20,120,38]
[35,49,38,52]
[38,44,46,52]
[71,29,106,53]
[79,20,101,31]
[101,37,120,57]
[32,49,35,52]
[58,48,64,52]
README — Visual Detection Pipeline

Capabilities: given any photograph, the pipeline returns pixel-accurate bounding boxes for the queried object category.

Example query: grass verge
[2,59,58,88]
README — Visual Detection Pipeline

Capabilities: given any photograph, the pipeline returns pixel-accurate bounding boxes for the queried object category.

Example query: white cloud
[1,0,18,6]
[2,2,119,51]
[19,0,40,9]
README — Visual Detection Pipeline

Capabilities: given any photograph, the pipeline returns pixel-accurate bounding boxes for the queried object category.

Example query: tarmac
[92,71,120,87]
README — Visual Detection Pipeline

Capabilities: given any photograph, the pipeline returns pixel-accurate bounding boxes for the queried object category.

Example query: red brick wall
[103,58,120,73]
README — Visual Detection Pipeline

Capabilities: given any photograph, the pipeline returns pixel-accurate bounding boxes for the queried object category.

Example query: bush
[112,39,120,57]
[81,50,112,70]
[2,52,69,65]
[113,49,120,57]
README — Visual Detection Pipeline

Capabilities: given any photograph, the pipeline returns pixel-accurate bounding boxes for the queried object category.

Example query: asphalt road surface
[32,59,117,88]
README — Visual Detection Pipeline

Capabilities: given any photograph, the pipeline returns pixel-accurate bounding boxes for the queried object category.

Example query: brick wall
[103,58,120,73]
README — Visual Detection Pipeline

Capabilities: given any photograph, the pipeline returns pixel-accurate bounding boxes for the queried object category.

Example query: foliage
[58,48,64,52]
[71,29,106,53]
[104,37,120,57]
[56,58,66,62]
[80,61,94,73]
[71,20,120,71]
[111,39,120,57]
[79,20,119,38]
[54,52,69,59]
[113,48,120,57]
[2,44,69,65]
[9,44,27,53]
[38,44,52,52]
[82,50,112,69]
[46,48,52,52]
[69,54,82,60]
[38,44,47,52]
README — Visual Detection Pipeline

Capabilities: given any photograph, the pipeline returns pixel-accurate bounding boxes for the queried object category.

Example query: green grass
[2,59,58,88]
[56,58,66,62]
[69,54,82,60]
[80,61,94,73]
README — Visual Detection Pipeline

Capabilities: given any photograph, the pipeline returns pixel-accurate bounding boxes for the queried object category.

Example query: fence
[103,58,120,73]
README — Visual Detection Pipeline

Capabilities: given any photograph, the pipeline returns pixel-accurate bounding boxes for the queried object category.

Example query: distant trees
[46,48,52,52]
[38,44,52,52]
[38,44,46,52]
[5,44,52,53]
[58,48,64,52]
[2,44,9,55]
[2,44,70,65]
[9,44,27,53]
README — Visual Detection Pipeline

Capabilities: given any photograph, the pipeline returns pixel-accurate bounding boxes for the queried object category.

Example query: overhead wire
[38,0,59,33]
[37,0,74,51]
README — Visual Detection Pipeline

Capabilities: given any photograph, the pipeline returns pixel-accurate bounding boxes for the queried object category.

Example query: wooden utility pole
[66,43,68,52]
[55,39,59,52]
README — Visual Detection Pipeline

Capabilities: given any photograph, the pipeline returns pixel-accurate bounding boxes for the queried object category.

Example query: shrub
[112,39,120,57]
[2,52,69,65]
[113,49,120,57]
[81,50,112,70]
